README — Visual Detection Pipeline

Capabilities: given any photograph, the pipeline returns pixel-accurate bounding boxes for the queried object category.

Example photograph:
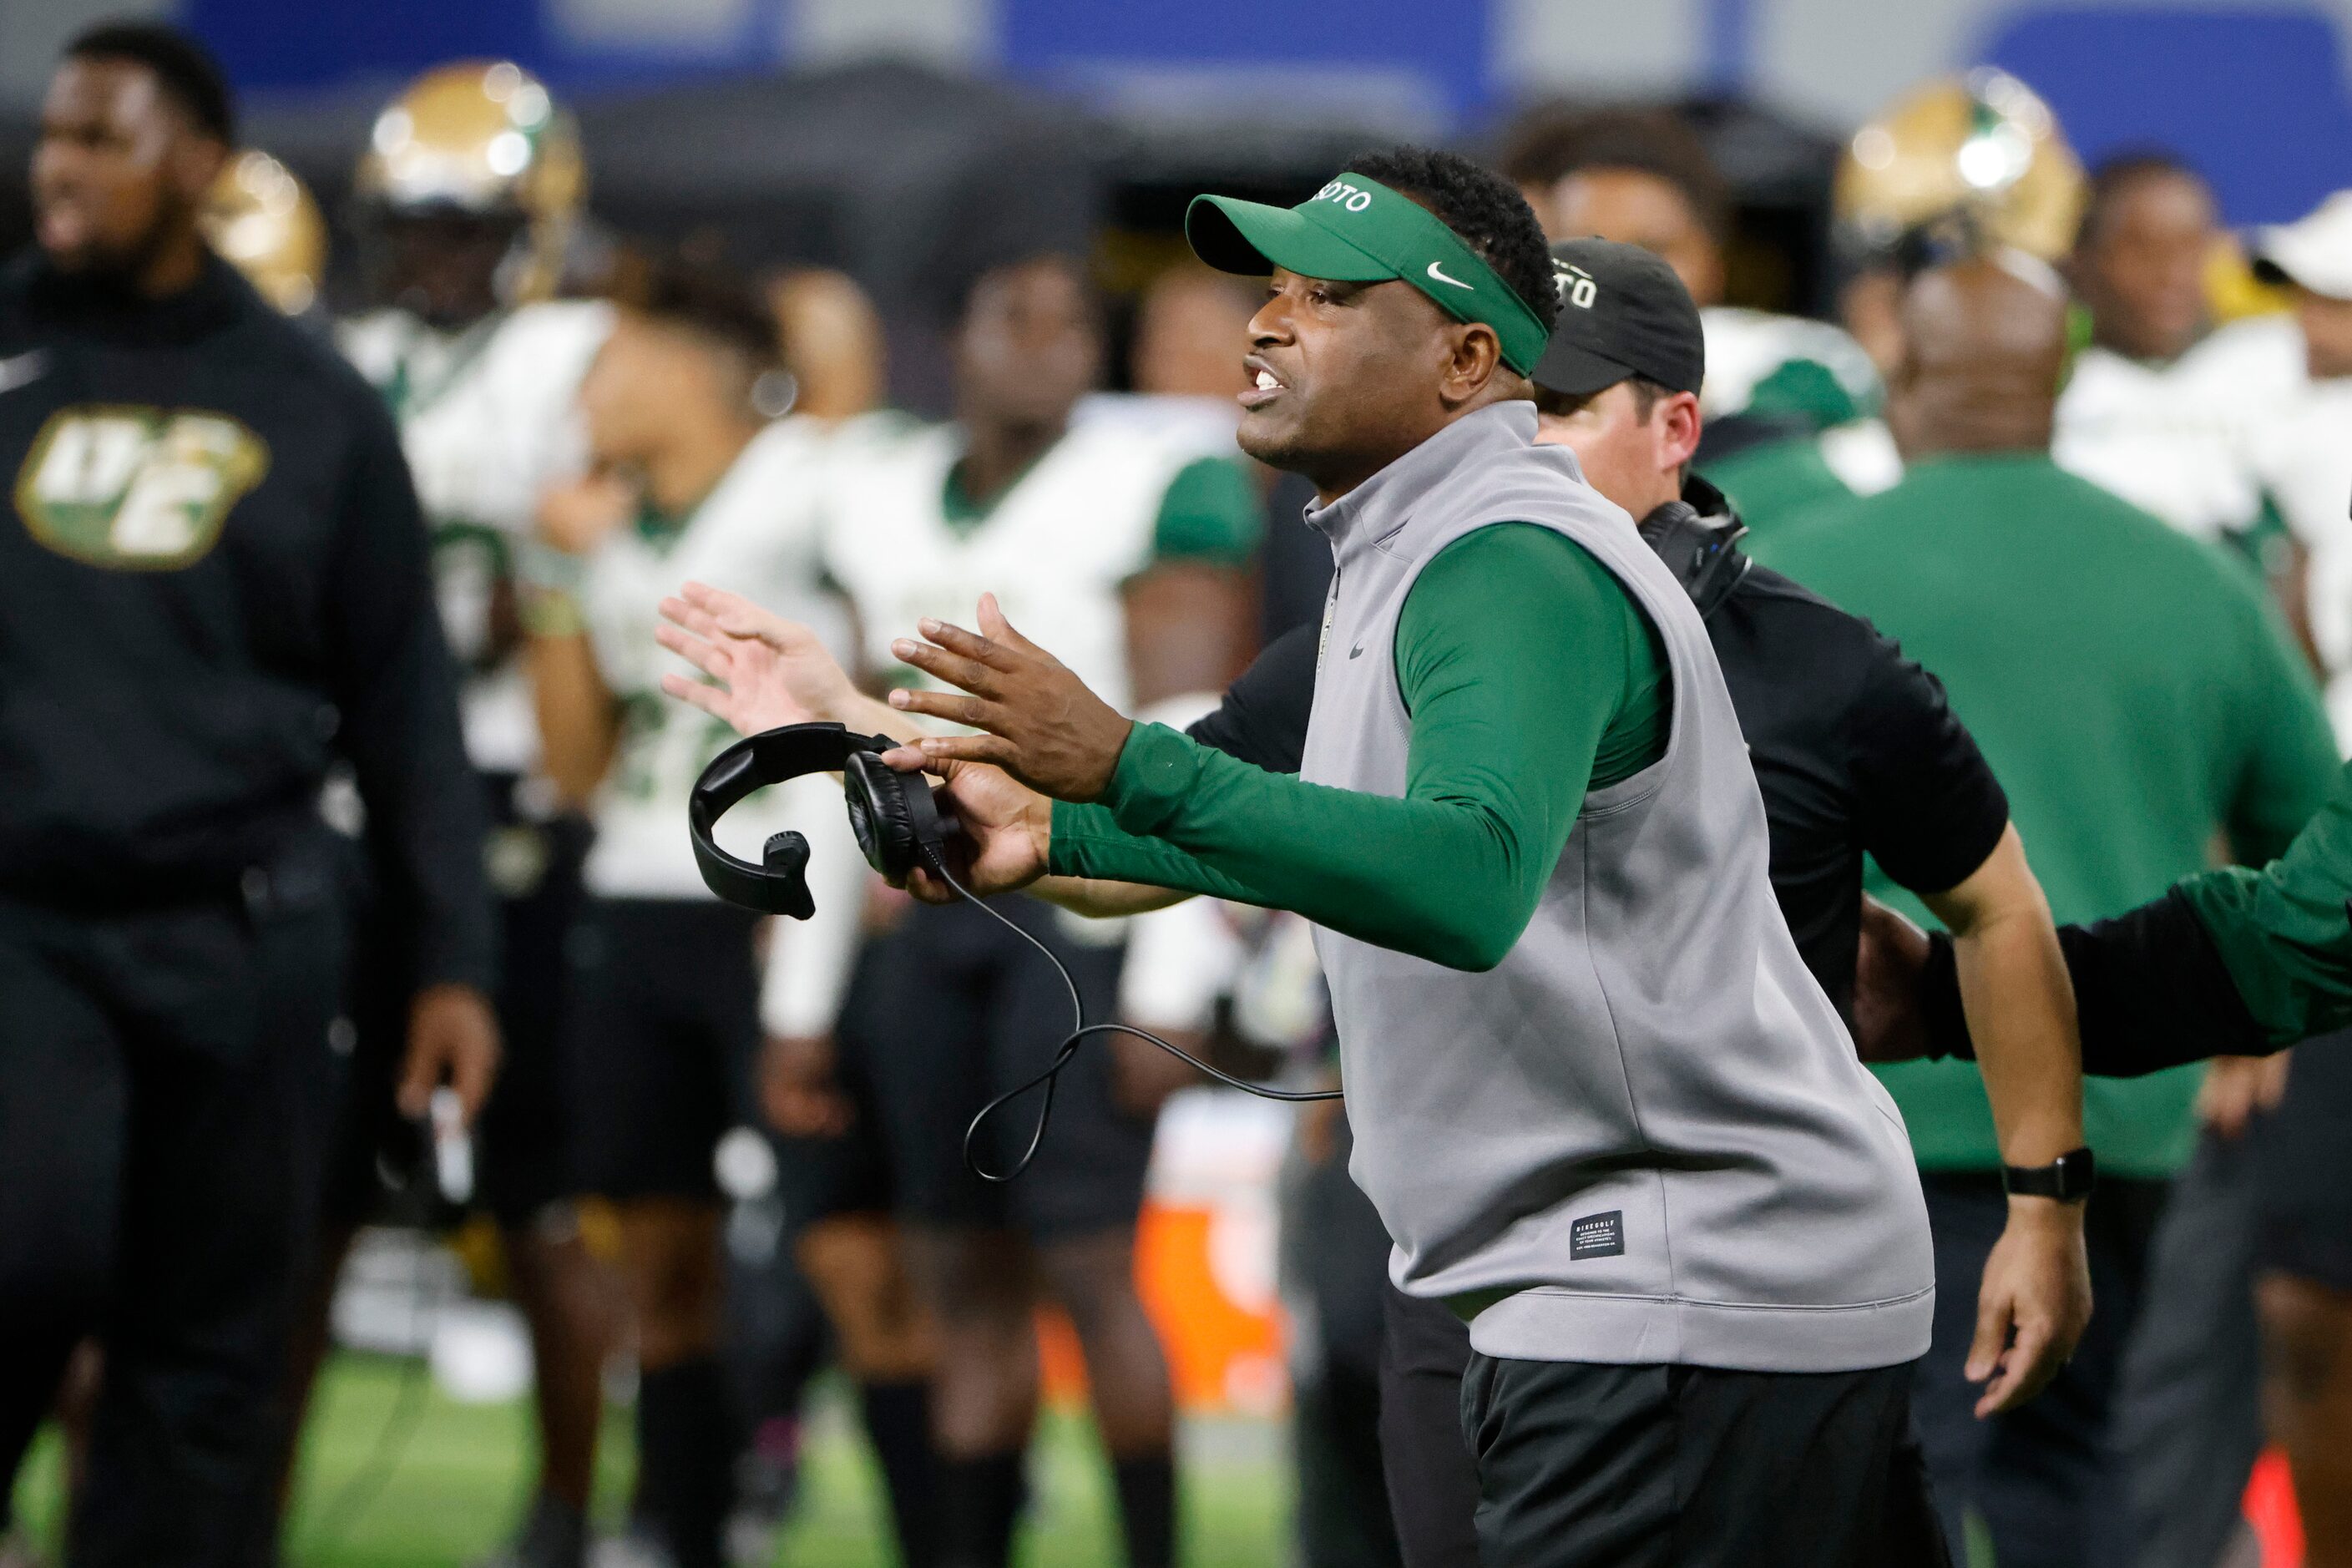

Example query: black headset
[690,723,948,918]
[690,723,1341,1181]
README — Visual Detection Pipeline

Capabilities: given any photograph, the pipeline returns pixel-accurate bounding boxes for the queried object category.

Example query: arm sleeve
[1151,455,1264,565]
[1917,893,2268,1076]
[2224,578,2338,863]
[1848,630,2011,896]
[1182,623,1318,775]
[2178,758,2352,1048]
[1925,761,2352,1071]
[1050,525,1655,971]
[326,396,498,993]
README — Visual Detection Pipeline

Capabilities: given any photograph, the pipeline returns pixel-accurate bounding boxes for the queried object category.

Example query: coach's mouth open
[1240,355,1285,409]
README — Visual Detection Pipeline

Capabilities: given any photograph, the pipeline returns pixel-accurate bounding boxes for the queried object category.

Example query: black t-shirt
[0,253,492,989]
[1186,508,2011,1019]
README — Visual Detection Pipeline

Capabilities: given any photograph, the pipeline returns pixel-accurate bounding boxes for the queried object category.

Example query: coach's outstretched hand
[882,594,1134,802]
[655,580,862,736]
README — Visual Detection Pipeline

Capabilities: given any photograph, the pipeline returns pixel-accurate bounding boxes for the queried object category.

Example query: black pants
[1459,1352,1950,1568]
[1379,1285,1482,1568]
[326,792,589,1226]
[1910,1171,2168,1568]
[0,870,344,1566]
[1282,1113,1402,1568]
[2115,1131,2266,1568]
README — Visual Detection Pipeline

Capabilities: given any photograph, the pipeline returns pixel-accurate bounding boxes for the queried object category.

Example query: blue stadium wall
[18,0,2352,224]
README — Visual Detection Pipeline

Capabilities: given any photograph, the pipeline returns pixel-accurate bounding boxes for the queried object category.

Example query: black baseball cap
[1532,237,1706,399]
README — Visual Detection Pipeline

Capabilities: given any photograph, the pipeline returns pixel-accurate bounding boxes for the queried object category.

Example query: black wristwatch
[2001,1146,2096,1202]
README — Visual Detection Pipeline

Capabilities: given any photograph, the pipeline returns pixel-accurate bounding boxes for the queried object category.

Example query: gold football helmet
[1836,69,2086,263]
[353,61,584,302]
[202,150,327,316]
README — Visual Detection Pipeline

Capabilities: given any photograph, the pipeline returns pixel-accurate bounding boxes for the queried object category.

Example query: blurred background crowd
[6,2,2352,1567]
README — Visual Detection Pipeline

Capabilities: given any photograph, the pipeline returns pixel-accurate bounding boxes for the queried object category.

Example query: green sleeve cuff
[1098,721,1207,836]
[1046,798,1119,878]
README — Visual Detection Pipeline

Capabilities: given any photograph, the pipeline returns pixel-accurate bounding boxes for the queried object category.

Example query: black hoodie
[0,252,491,990]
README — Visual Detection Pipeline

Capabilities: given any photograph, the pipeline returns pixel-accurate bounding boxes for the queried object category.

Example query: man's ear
[1660,391,1702,471]
[1439,322,1505,408]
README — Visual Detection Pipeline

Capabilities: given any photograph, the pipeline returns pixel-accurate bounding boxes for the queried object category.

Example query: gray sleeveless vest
[1300,402,1933,1371]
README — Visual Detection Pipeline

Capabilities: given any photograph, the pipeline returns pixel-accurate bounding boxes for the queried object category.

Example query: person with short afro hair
[3,22,502,1566]
[697,143,1948,1566]
[1500,104,1892,538]
[1344,144,1561,342]
[63,20,235,145]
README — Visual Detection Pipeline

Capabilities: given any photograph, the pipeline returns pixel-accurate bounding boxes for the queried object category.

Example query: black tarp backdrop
[0,68,1844,412]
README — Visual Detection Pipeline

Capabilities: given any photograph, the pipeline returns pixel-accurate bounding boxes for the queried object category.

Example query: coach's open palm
[655,580,860,736]
[884,594,1134,802]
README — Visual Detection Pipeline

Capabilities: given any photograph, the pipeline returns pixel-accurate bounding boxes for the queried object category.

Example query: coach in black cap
[1351,239,2089,1568]
[1530,236,1707,400]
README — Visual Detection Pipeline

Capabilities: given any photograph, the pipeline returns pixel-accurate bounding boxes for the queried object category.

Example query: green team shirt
[1050,524,1668,969]
[1757,453,2338,1176]
[2180,757,2352,1046]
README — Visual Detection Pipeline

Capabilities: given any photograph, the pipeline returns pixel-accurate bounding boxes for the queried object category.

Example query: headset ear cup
[843,750,921,881]
[898,761,949,876]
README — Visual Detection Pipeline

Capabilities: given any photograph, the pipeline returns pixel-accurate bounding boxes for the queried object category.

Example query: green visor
[1186,174,1551,376]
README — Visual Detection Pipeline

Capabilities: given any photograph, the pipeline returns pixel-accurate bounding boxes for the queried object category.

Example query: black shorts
[1459,1350,1952,1568]
[2253,1026,2352,1291]
[767,938,897,1233]
[840,895,1151,1239]
[323,779,589,1227]
[567,897,765,1202]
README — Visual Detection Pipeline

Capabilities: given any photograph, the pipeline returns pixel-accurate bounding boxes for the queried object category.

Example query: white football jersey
[1073,391,1242,463]
[820,416,1218,715]
[2251,367,2352,748]
[580,415,859,905]
[341,301,615,776]
[2054,316,2304,543]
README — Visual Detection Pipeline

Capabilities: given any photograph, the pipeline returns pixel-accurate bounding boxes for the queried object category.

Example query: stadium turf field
[9,1355,1287,1566]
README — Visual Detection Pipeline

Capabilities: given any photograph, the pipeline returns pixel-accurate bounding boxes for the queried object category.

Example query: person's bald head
[1889,253,2071,458]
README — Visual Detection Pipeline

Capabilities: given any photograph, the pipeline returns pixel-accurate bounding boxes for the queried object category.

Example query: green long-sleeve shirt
[1050,523,1668,970]
[2182,756,2352,1046]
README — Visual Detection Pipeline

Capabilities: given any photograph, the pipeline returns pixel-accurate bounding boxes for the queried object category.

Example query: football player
[2250,195,2352,742]
[295,61,617,1568]
[1501,104,1895,536]
[1833,70,2086,373]
[522,253,874,1568]
[808,250,1261,1568]
[2056,154,2304,549]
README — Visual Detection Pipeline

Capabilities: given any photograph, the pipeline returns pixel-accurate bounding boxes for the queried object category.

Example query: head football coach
[0,25,496,1564]
[873,149,1949,1566]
